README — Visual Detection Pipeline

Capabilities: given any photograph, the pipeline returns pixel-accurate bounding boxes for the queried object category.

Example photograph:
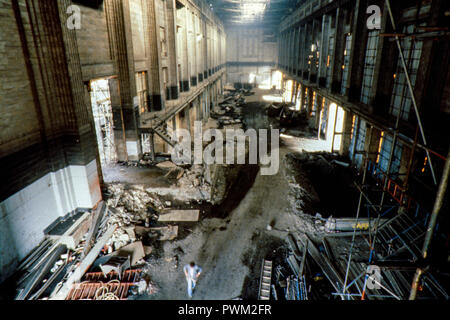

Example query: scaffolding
[90,80,117,166]
[332,0,450,300]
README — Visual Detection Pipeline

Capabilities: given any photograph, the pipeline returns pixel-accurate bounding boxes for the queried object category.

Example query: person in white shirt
[183,261,202,298]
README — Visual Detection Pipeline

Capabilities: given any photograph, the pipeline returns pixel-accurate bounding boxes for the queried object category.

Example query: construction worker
[183,261,202,298]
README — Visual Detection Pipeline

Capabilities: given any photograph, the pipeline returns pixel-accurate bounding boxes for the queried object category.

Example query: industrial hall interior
[0,0,449,301]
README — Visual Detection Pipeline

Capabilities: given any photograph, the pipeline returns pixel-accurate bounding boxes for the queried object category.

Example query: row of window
[282,23,424,124]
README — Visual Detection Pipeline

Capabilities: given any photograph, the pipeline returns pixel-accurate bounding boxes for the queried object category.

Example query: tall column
[306,88,314,118]
[347,0,369,100]
[203,19,208,80]
[315,95,324,130]
[371,0,399,115]
[294,27,300,75]
[330,8,346,93]
[179,6,189,93]
[301,23,310,78]
[187,8,197,87]
[105,0,142,161]
[318,14,330,86]
[310,18,319,83]
[165,0,179,100]
[197,14,204,83]
[341,110,354,157]
[145,0,163,111]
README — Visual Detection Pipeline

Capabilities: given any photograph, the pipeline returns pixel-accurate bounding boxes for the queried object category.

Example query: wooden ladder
[258,260,273,300]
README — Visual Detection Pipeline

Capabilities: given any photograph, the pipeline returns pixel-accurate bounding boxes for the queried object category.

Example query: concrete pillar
[366,126,382,164]
[165,0,179,101]
[310,18,319,83]
[196,14,204,83]
[306,88,314,119]
[105,0,142,161]
[287,30,293,73]
[371,1,400,115]
[203,19,209,80]
[293,27,300,76]
[299,85,307,111]
[144,0,163,111]
[302,23,311,79]
[341,110,354,157]
[318,14,330,86]
[187,8,197,87]
[330,7,346,93]
[315,95,324,130]
[347,0,369,101]
[178,5,189,93]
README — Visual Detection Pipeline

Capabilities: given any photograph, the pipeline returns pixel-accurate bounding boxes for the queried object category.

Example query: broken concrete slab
[158,209,200,222]
[123,226,136,241]
[48,211,93,250]
[156,161,177,169]
[99,256,131,279]
[108,241,145,266]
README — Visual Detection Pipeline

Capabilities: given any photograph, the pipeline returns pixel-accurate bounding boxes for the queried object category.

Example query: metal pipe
[403,126,419,193]
[351,117,360,164]
[409,147,450,300]
[331,104,339,153]
[342,157,369,298]
[385,0,437,185]
[373,278,402,300]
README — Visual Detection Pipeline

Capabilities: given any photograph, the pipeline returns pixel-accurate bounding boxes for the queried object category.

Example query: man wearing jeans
[183,261,202,298]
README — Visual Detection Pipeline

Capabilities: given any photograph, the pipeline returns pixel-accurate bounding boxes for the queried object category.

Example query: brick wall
[76,4,114,80]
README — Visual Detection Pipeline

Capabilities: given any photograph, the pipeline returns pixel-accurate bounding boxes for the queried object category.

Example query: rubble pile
[211,89,248,128]
[283,152,321,215]
[267,102,307,127]
[106,184,163,216]
[114,154,173,168]
[177,164,212,194]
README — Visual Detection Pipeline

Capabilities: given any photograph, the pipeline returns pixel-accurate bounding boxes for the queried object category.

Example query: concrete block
[158,209,200,222]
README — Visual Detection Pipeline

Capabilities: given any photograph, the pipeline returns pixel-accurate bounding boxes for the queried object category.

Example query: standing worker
[184,261,202,298]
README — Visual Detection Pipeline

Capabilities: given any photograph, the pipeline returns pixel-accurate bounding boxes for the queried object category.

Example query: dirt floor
[124,89,334,300]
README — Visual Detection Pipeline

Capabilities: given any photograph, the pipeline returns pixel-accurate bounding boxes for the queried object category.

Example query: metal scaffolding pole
[409,147,450,300]
[385,0,437,185]
[342,140,371,298]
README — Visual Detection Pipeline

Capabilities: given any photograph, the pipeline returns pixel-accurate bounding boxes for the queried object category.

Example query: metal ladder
[258,260,273,300]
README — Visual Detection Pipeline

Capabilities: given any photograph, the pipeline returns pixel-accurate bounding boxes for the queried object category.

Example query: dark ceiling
[208,0,301,27]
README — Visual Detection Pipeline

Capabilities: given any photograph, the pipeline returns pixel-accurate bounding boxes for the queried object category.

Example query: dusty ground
[128,89,331,300]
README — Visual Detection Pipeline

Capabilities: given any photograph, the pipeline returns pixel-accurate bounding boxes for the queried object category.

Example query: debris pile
[177,164,212,196]
[211,89,247,128]
[283,153,321,217]
[11,193,200,300]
